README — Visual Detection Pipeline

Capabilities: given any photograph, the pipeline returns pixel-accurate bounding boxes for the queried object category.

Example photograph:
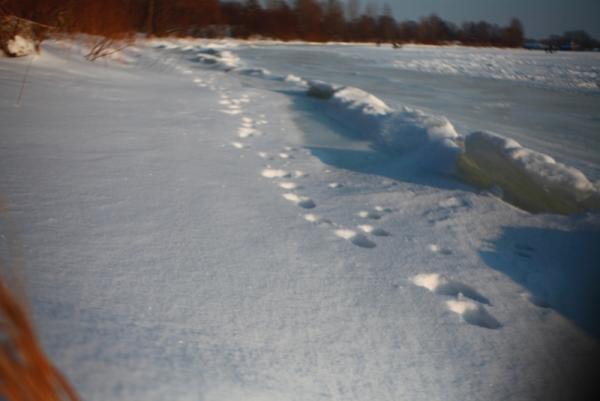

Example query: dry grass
[0,280,81,401]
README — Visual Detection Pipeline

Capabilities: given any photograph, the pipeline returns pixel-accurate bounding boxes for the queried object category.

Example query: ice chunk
[459,131,599,214]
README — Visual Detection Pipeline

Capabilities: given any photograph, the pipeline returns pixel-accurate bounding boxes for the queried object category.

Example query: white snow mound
[308,82,461,172]
[306,80,340,99]
[332,87,392,116]
[7,35,36,57]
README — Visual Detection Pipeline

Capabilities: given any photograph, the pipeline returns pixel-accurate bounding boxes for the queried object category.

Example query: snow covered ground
[0,39,599,400]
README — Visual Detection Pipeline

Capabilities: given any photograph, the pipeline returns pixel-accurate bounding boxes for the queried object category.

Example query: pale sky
[353,0,600,39]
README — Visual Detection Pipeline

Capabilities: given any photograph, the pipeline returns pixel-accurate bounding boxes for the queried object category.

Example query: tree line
[0,0,530,47]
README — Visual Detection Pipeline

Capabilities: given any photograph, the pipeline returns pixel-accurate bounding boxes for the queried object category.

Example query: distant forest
[2,0,598,49]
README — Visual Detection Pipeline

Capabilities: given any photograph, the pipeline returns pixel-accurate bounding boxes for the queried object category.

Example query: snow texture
[0,38,598,401]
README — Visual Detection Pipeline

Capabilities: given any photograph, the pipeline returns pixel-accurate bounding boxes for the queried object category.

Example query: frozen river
[233,44,600,181]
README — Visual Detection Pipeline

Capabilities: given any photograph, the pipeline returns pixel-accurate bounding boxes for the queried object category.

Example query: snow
[389,45,600,92]
[261,168,290,178]
[462,131,599,213]
[306,79,339,99]
[1,39,599,401]
[6,35,36,57]
[307,81,461,173]
[284,74,307,87]
[332,86,392,115]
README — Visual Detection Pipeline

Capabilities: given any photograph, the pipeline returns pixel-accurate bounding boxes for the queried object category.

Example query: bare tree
[146,0,155,36]
[382,2,393,18]
[364,0,378,18]
[346,0,360,22]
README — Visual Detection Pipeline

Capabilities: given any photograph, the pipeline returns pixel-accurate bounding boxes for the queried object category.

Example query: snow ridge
[302,80,599,213]
[190,43,599,214]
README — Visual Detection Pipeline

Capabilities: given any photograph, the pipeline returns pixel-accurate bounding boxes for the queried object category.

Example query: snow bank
[190,48,240,71]
[284,74,308,87]
[304,79,598,213]
[459,131,600,214]
[306,80,340,99]
[332,87,392,116]
[237,66,271,77]
[177,43,600,214]
[307,82,461,172]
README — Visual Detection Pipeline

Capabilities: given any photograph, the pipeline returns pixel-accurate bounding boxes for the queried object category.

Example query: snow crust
[389,45,600,92]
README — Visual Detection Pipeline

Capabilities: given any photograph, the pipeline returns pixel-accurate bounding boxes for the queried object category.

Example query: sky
[358,0,600,39]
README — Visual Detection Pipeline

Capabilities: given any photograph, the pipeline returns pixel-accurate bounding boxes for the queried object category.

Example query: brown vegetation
[0,197,80,401]
[1,0,525,47]
[0,279,81,401]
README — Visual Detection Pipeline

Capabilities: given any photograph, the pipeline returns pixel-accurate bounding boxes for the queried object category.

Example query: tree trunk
[146,0,155,37]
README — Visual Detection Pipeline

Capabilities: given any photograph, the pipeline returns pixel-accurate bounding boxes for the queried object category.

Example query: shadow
[281,89,474,192]
[436,280,491,305]
[462,304,502,329]
[480,225,600,337]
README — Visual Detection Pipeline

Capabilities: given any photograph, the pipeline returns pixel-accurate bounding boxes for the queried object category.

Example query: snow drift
[304,81,598,213]
[190,49,240,70]
[306,81,461,173]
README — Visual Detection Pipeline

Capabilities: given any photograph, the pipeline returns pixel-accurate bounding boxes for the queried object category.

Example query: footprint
[278,182,300,190]
[357,210,382,220]
[374,205,393,213]
[304,213,332,225]
[334,229,376,249]
[282,193,316,209]
[446,296,501,329]
[428,244,452,255]
[426,196,471,223]
[238,127,259,138]
[257,152,273,160]
[411,273,490,304]
[261,168,290,178]
[358,224,390,237]
[222,109,242,115]
[439,196,464,208]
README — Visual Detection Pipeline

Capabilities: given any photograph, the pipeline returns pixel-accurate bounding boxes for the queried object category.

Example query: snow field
[226,92,391,248]
[1,39,598,401]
